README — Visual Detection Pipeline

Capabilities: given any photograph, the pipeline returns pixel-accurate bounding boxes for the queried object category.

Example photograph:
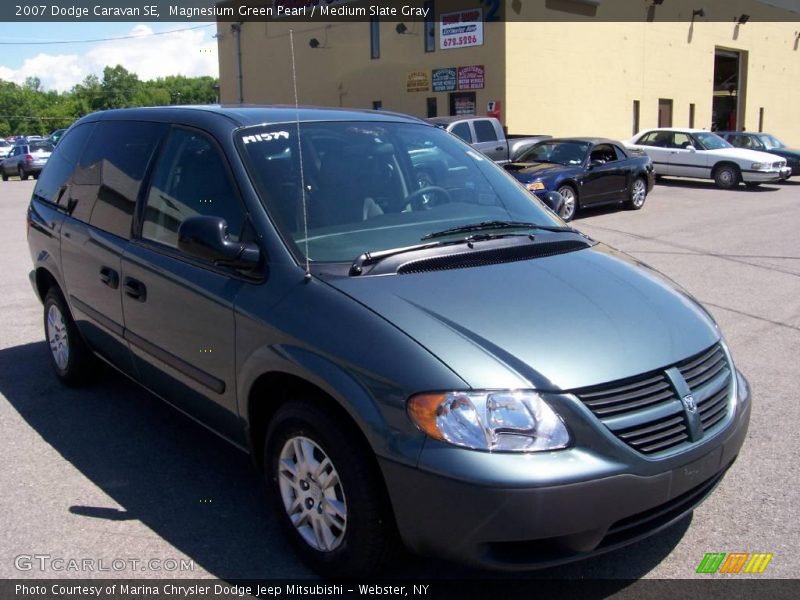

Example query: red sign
[458,65,485,90]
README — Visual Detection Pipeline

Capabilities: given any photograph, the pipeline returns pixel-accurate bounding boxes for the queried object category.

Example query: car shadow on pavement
[0,341,689,583]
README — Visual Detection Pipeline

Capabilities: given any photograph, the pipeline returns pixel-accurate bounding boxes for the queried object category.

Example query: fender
[238,343,429,467]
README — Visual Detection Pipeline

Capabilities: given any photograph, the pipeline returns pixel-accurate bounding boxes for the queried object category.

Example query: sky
[0,22,219,92]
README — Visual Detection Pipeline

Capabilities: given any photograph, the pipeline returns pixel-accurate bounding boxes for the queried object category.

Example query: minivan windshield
[237,121,561,263]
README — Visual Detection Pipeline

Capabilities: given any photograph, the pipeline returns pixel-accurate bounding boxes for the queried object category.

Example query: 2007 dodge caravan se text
[27,106,750,577]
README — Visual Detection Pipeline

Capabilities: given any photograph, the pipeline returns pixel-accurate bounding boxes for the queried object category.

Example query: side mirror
[178,215,260,270]
[686,145,697,152]
[541,191,565,215]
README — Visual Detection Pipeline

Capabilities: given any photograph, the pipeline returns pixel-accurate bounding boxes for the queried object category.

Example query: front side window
[237,122,560,263]
[450,122,472,143]
[672,133,692,149]
[142,128,244,250]
[589,144,618,163]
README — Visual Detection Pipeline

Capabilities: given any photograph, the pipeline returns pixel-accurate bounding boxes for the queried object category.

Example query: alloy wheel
[558,187,576,221]
[632,179,647,207]
[277,435,347,552]
[47,304,69,370]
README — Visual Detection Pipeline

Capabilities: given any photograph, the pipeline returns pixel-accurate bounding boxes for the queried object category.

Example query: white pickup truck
[428,116,550,165]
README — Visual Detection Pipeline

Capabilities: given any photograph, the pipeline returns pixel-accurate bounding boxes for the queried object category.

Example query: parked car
[28,106,750,577]
[626,128,790,189]
[428,116,550,164]
[1,141,53,180]
[504,137,655,221]
[0,139,12,158]
[717,131,800,177]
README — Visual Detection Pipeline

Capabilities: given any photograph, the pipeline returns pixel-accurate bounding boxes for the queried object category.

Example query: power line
[0,24,213,45]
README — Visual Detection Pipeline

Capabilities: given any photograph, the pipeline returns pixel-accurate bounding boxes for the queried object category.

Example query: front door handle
[123,277,147,302]
[99,266,119,289]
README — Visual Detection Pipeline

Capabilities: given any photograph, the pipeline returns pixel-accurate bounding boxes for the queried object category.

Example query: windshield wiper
[421,220,573,241]
[350,241,449,275]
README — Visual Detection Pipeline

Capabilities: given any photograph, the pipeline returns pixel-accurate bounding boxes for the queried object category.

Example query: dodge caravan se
[27,106,750,577]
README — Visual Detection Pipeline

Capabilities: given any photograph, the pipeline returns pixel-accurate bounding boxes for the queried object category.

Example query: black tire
[556,184,578,222]
[43,288,95,387]
[33,172,40,180]
[1,170,7,182]
[19,166,28,181]
[625,176,648,210]
[713,164,740,189]
[264,400,395,578]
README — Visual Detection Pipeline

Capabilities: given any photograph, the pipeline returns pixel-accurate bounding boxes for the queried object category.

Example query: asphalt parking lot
[1,177,798,581]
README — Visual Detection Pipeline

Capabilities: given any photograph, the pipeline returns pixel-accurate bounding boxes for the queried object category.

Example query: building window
[373,100,383,110]
[632,100,640,136]
[658,98,673,128]
[370,16,380,59]
[689,103,696,128]
[426,97,437,118]
[424,1,435,53]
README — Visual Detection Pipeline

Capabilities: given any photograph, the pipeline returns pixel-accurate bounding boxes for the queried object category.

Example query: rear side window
[71,121,166,239]
[473,120,498,143]
[33,123,94,206]
[141,128,244,250]
[450,122,472,143]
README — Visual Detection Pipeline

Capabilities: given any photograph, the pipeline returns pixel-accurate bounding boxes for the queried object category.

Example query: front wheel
[714,165,740,189]
[626,177,648,210]
[556,185,578,222]
[265,401,395,578]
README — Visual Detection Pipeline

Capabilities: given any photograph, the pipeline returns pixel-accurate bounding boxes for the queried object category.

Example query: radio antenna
[289,29,312,281]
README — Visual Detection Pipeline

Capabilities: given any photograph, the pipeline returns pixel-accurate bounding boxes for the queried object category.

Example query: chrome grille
[573,343,733,455]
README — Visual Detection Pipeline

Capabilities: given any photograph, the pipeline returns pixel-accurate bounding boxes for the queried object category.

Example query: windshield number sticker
[243,131,290,145]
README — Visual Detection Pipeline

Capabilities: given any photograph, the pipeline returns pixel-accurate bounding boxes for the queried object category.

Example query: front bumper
[743,168,791,183]
[381,376,751,570]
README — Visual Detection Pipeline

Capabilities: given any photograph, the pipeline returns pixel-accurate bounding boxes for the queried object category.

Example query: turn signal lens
[526,181,546,192]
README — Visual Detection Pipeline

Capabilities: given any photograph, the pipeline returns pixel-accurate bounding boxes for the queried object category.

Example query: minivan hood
[327,244,719,391]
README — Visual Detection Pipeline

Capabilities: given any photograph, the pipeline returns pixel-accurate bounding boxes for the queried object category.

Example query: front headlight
[407,390,570,452]
[751,162,769,171]
[526,181,546,192]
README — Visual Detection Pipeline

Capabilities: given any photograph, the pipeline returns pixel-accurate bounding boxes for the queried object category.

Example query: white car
[625,128,791,189]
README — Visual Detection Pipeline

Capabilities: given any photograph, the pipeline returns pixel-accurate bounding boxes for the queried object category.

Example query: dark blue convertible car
[505,137,655,221]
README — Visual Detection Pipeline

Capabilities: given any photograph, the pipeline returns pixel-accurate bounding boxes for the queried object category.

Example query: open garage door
[713,49,747,132]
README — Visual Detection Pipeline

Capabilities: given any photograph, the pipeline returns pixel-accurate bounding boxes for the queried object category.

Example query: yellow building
[217,0,800,145]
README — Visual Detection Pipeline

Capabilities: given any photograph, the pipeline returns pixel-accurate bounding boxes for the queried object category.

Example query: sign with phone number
[440,7,484,50]
[442,35,479,48]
